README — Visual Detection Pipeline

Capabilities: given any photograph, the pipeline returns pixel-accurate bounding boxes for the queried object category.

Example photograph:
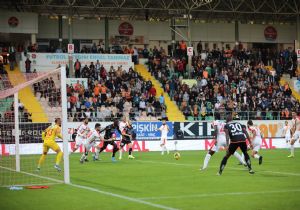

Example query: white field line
[135,160,300,176]
[0,183,61,188]
[0,165,64,184]
[0,165,179,210]
[69,183,179,210]
[138,189,300,200]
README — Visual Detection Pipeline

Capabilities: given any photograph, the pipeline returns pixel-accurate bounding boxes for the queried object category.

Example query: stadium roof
[1,0,300,23]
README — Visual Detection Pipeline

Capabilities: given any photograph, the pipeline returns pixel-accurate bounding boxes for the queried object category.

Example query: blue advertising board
[132,121,173,140]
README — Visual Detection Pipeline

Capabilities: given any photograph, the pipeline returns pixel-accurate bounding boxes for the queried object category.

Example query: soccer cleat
[217,171,222,176]
[111,157,117,162]
[54,164,62,172]
[199,167,206,171]
[80,159,84,164]
[84,159,89,162]
[249,169,255,174]
[128,155,135,159]
[288,154,294,158]
[93,155,99,161]
[259,156,263,165]
[36,167,41,172]
[161,152,164,155]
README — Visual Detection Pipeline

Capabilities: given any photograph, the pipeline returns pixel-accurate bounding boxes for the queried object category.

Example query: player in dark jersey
[218,115,254,175]
[93,120,120,162]
[71,129,77,141]
[119,121,136,159]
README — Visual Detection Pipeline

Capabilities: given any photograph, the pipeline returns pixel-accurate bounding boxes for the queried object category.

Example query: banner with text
[20,53,134,72]
[173,120,287,139]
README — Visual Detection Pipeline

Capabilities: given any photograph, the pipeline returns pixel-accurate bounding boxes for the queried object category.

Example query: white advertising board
[0,138,297,156]
[20,53,134,72]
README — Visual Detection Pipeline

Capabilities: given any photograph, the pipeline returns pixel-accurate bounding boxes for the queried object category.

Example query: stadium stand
[23,60,166,122]
[146,48,300,120]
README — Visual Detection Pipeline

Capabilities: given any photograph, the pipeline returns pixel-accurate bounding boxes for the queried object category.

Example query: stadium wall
[37,17,296,45]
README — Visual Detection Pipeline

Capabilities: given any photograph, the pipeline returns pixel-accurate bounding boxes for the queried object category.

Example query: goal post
[0,66,70,186]
[60,66,70,184]
[14,92,20,173]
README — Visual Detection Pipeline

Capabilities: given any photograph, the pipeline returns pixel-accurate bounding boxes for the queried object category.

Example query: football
[174,152,181,160]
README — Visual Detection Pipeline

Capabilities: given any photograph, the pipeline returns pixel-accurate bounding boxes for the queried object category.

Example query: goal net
[0,67,69,187]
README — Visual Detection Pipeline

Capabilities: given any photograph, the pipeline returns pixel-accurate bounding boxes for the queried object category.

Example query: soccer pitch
[1,149,300,210]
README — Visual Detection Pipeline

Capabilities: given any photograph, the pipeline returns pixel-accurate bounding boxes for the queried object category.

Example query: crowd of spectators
[0,101,33,123]
[2,40,300,122]
[147,46,300,121]
[32,76,61,107]
[66,63,166,122]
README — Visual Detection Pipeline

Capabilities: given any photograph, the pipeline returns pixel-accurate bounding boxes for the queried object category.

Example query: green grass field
[1,149,300,210]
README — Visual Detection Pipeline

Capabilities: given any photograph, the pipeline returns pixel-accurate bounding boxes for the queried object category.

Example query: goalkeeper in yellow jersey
[37,118,63,172]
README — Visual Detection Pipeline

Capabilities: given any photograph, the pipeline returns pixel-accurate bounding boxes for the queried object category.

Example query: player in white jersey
[247,120,263,165]
[72,117,90,153]
[80,123,101,163]
[282,121,291,147]
[157,120,170,155]
[119,117,128,134]
[200,113,246,170]
[289,112,300,158]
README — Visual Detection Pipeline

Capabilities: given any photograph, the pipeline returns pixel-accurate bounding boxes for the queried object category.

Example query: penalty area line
[138,189,300,200]
[136,160,300,177]
[0,165,179,210]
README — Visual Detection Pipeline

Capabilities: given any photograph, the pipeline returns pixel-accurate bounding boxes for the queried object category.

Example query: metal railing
[182,111,292,121]
[67,111,166,122]
[0,110,292,123]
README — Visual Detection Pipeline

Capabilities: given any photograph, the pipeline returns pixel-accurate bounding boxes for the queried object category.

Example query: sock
[291,145,294,156]
[129,148,132,155]
[55,151,63,165]
[243,152,252,170]
[164,145,169,154]
[112,146,119,158]
[80,153,86,161]
[161,145,165,154]
[94,147,101,158]
[202,153,211,169]
[254,154,260,159]
[219,156,228,173]
[234,152,246,165]
[84,151,88,160]
[119,149,123,158]
[241,153,245,162]
[38,154,46,168]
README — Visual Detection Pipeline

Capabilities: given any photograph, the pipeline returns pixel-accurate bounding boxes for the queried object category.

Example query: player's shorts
[120,139,131,147]
[211,136,227,152]
[285,135,291,142]
[292,131,300,140]
[252,137,262,152]
[83,140,96,151]
[75,136,84,146]
[160,136,167,145]
[43,141,60,153]
[228,141,248,155]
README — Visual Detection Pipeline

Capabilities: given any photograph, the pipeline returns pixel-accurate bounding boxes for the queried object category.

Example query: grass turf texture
[0,149,299,210]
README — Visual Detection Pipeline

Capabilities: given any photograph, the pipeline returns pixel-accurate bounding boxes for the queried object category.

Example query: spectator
[74,59,81,78]
[25,58,31,73]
